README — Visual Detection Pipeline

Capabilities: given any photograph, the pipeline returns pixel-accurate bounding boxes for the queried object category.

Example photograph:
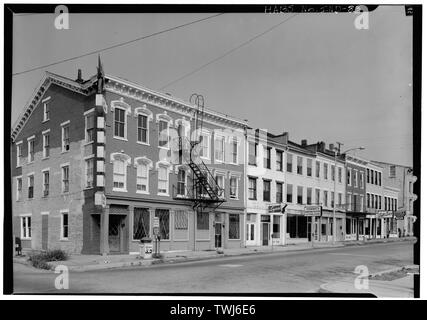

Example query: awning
[346,211,368,218]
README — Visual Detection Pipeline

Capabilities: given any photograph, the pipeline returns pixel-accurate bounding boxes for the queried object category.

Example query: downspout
[243,124,248,247]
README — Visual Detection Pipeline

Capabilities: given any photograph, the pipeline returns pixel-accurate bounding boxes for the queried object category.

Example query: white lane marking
[328,253,377,258]
[219,264,243,268]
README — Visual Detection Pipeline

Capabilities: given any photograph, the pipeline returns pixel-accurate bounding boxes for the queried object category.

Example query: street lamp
[332,145,365,244]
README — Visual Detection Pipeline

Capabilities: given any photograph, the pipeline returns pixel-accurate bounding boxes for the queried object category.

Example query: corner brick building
[11,62,248,255]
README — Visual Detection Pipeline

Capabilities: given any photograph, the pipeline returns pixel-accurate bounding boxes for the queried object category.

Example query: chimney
[76,69,83,83]
[283,131,289,145]
[301,139,307,147]
[318,141,325,152]
[329,143,335,151]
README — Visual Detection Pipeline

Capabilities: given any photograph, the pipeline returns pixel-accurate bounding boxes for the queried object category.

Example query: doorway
[215,222,222,248]
[262,223,270,246]
[108,215,127,253]
[246,223,256,246]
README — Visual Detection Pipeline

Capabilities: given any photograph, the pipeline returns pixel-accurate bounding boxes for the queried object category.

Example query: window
[375,171,378,185]
[137,114,148,143]
[389,165,396,178]
[307,187,312,205]
[16,177,22,201]
[158,120,169,147]
[367,169,370,184]
[378,172,382,186]
[367,194,370,208]
[375,195,378,209]
[42,170,49,197]
[158,166,169,194]
[43,101,50,122]
[112,159,127,190]
[215,175,225,198]
[85,113,95,143]
[297,186,303,204]
[133,208,150,239]
[315,189,320,205]
[354,171,358,187]
[175,210,188,230]
[263,180,271,202]
[331,165,335,181]
[42,132,50,158]
[307,159,312,177]
[155,209,170,240]
[197,211,209,230]
[360,172,364,188]
[276,150,283,171]
[230,176,238,199]
[338,193,342,206]
[114,108,126,138]
[214,136,225,162]
[379,196,382,210]
[21,216,31,239]
[315,161,320,178]
[287,153,293,173]
[136,163,149,193]
[28,137,35,163]
[176,169,186,196]
[323,163,328,180]
[16,143,23,167]
[338,167,342,183]
[231,137,238,164]
[248,177,257,200]
[276,182,283,203]
[249,142,257,166]
[264,147,271,169]
[62,165,69,193]
[85,158,94,188]
[323,191,328,207]
[297,156,303,175]
[229,214,240,239]
[200,133,210,159]
[286,184,293,203]
[61,212,69,240]
[28,175,34,199]
[347,169,351,185]
[60,123,70,152]
[331,191,335,207]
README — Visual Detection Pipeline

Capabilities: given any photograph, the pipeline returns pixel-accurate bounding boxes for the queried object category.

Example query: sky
[11,5,413,166]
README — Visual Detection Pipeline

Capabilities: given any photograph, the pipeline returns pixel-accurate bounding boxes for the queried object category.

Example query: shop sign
[261,215,271,222]
[268,204,283,213]
[304,205,322,217]
[153,217,160,228]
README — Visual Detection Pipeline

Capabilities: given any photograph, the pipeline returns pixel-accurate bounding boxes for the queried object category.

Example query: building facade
[11,67,248,255]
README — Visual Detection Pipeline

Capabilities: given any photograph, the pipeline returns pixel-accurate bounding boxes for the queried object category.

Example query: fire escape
[172,94,225,212]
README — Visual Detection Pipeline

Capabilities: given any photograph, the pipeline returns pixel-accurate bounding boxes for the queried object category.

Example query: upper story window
[137,114,148,144]
[158,166,169,195]
[231,137,238,164]
[323,163,328,180]
[85,158,94,189]
[297,186,303,204]
[323,190,328,207]
[263,179,271,202]
[230,176,238,199]
[42,130,50,158]
[111,154,131,192]
[85,112,95,143]
[354,170,358,187]
[134,157,152,194]
[43,98,50,122]
[158,120,169,148]
[297,156,303,175]
[16,141,23,167]
[27,136,35,163]
[389,165,396,178]
[315,189,320,205]
[276,150,283,171]
[16,177,22,201]
[307,159,312,177]
[248,177,257,200]
[367,169,371,184]
[42,170,49,197]
[347,168,351,186]
[114,108,126,138]
[177,168,187,196]
[200,133,211,159]
[276,182,283,203]
[338,167,342,183]
[286,153,293,173]
[315,161,320,178]
[378,172,382,186]
[286,184,293,203]
[61,121,70,152]
[248,142,257,166]
[264,147,271,169]
[28,174,34,199]
[307,187,312,205]
[360,172,364,188]
[61,165,70,193]
[331,165,335,181]
[215,174,225,199]
[214,135,225,162]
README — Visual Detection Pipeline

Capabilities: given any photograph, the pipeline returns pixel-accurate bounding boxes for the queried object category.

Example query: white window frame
[111,100,131,141]
[42,168,50,197]
[16,176,22,201]
[84,109,95,143]
[135,106,153,146]
[61,120,70,153]
[27,135,35,163]
[215,173,225,199]
[42,129,50,159]
[110,153,131,192]
[156,112,173,149]
[16,141,23,167]
[60,209,69,240]
[229,174,240,200]
[20,214,32,240]
[347,168,352,186]
[60,163,70,194]
[175,166,188,197]
[42,96,51,122]
[156,161,171,196]
[84,157,94,189]
[199,130,211,160]
[27,173,35,199]
[214,134,225,163]
[230,136,239,165]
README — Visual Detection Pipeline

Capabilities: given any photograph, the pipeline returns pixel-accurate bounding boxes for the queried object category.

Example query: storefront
[246,211,285,247]
[286,208,309,244]
[345,212,368,241]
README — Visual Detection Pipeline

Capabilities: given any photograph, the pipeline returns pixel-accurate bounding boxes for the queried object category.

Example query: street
[13,242,414,294]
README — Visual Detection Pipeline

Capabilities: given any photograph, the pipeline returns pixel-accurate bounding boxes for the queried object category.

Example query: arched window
[111,99,131,140]
[134,157,153,194]
[134,106,153,145]
[156,161,171,195]
[156,112,173,148]
[110,153,131,191]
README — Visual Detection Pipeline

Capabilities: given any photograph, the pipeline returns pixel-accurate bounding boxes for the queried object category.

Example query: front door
[109,215,124,253]
[262,223,270,246]
[41,215,48,251]
[246,223,256,245]
[215,222,222,248]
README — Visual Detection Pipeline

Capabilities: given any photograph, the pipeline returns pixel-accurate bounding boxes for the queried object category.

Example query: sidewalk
[13,236,417,272]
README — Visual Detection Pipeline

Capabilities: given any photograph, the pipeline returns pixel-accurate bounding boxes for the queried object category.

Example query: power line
[159,13,299,90]
[12,13,225,77]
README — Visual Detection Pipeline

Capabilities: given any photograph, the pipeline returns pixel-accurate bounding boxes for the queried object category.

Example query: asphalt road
[13,241,414,294]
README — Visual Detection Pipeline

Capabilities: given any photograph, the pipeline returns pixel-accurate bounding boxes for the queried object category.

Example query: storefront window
[133,208,150,240]
[229,214,240,239]
[273,215,280,239]
[155,209,170,240]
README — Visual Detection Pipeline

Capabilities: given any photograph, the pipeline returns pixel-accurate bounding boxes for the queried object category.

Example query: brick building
[11,64,248,255]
